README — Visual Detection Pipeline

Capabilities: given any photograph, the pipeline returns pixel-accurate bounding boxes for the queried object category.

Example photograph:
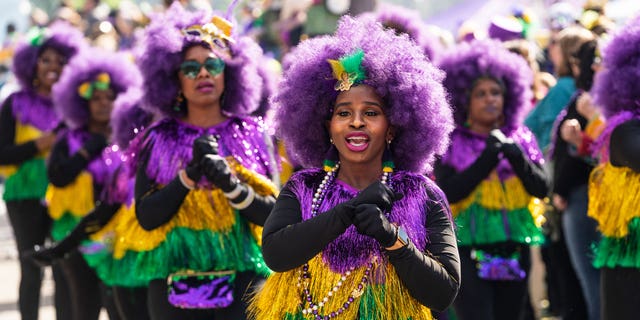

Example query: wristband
[230,186,255,210]
[178,170,195,190]
[223,183,243,199]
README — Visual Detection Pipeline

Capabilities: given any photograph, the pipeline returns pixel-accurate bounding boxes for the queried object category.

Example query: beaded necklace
[298,162,392,319]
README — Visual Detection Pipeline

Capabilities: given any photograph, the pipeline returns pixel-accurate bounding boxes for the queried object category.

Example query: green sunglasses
[179,58,225,79]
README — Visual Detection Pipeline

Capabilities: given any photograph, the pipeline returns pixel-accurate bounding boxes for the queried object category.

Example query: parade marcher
[525,25,594,153]
[587,15,640,320]
[435,40,548,320]
[26,47,142,320]
[550,38,602,320]
[250,16,460,319]
[0,22,85,320]
[121,3,278,319]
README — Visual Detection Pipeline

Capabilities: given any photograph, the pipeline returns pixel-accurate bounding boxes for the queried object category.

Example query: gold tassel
[588,162,640,237]
[107,159,278,257]
[249,255,433,319]
[450,175,539,216]
[45,171,95,219]
[0,123,47,177]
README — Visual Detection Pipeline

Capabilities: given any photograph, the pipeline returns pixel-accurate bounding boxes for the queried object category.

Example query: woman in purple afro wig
[127,3,278,319]
[358,3,443,62]
[250,16,460,320]
[435,39,549,320]
[0,20,85,320]
[28,47,145,320]
[586,15,640,320]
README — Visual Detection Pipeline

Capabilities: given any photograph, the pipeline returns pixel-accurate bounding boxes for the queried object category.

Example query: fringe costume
[441,127,546,247]
[103,116,277,286]
[251,169,443,320]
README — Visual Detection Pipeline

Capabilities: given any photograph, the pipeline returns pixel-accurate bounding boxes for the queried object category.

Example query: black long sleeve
[135,151,276,231]
[261,183,461,311]
[229,186,275,226]
[551,96,594,198]
[262,187,353,272]
[610,119,640,173]
[0,96,39,165]
[47,138,90,187]
[384,188,460,311]
[134,155,191,231]
[52,202,121,253]
[504,145,549,198]
[434,148,500,203]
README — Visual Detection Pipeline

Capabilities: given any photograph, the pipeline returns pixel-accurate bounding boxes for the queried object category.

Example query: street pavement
[0,185,108,320]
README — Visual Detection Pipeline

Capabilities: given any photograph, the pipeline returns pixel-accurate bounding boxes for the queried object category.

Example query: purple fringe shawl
[66,129,128,204]
[440,126,544,180]
[287,169,451,274]
[592,111,640,163]
[128,116,273,185]
[10,90,60,131]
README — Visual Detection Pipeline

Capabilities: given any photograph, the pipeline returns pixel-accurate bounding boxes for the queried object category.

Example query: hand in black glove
[345,181,403,212]
[501,140,523,159]
[82,133,108,159]
[186,135,218,181]
[352,204,398,248]
[201,154,239,192]
[24,244,64,268]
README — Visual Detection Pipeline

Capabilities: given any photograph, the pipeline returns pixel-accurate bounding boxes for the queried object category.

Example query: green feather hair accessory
[78,72,111,100]
[327,48,366,91]
[26,27,46,47]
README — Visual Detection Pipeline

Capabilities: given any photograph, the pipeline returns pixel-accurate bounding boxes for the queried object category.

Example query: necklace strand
[300,163,390,319]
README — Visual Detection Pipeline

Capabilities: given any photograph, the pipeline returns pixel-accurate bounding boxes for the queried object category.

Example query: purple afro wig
[111,89,154,149]
[137,2,263,118]
[273,16,453,174]
[52,48,142,129]
[592,15,640,118]
[358,4,442,62]
[12,21,86,91]
[438,40,533,132]
[252,55,280,118]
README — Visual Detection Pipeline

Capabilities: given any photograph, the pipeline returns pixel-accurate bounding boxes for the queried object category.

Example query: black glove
[501,140,523,159]
[82,133,108,159]
[345,181,403,212]
[201,154,239,192]
[352,204,398,248]
[24,244,65,267]
[186,135,218,181]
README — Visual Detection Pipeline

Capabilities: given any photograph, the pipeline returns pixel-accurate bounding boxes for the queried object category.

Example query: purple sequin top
[10,90,60,131]
[440,126,544,180]
[129,116,273,185]
[287,169,446,274]
[65,129,128,204]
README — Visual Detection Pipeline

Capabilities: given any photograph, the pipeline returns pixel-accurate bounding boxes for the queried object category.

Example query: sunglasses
[179,58,225,79]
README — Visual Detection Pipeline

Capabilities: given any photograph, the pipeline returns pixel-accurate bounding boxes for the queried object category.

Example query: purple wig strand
[52,48,142,129]
[273,16,453,174]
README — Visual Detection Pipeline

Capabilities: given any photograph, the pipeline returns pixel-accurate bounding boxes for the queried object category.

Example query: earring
[323,138,339,172]
[329,138,334,145]
[173,91,184,112]
[383,139,395,173]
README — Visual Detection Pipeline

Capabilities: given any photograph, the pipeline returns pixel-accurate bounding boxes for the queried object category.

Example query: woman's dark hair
[573,39,597,91]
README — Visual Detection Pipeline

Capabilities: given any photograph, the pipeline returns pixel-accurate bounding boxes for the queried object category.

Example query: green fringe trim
[593,217,640,269]
[455,203,545,246]
[2,158,48,201]
[50,212,81,241]
[84,248,148,287]
[130,214,271,282]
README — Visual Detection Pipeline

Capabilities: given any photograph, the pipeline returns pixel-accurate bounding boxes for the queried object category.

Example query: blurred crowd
[0,0,639,320]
